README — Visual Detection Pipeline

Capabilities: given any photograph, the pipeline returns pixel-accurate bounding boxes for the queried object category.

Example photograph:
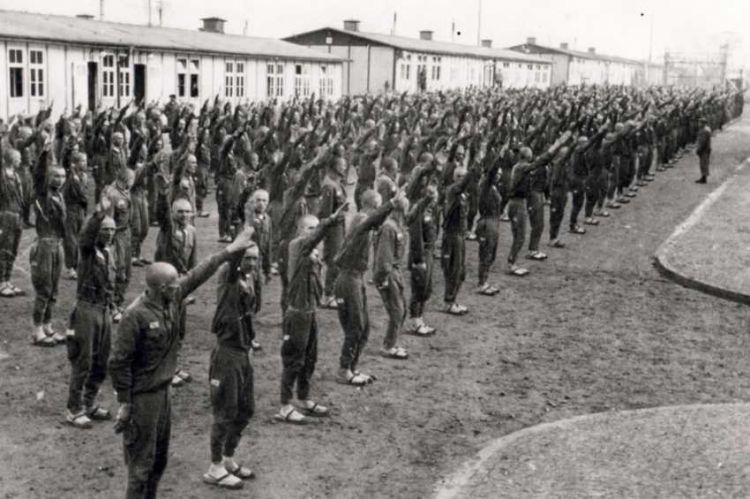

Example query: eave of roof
[285,27,552,64]
[509,42,648,66]
[0,9,344,63]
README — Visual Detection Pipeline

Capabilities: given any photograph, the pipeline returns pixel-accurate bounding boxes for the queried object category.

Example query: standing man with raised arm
[275,202,348,425]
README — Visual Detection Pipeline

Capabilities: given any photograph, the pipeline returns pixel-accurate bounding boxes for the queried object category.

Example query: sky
[1,0,747,69]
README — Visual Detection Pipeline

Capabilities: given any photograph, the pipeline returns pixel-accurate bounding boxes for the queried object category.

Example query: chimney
[200,17,227,34]
[527,37,537,45]
[481,39,492,48]
[419,30,433,41]
[560,42,569,50]
[588,47,596,54]
[76,14,95,20]
[343,19,360,32]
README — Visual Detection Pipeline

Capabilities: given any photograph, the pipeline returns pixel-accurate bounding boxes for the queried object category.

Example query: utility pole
[99,0,104,20]
[148,0,152,26]
[476,0,482,46]
[157,0,164,26]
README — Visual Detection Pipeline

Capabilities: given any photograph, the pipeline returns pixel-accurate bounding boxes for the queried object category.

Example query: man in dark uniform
[695,117,712,184]
[65,197,116,428]
[202,244,260,490]
[109,227,256,499]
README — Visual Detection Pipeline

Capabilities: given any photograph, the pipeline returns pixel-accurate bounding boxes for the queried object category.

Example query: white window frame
[101,54,116,98]
[118,54,131,98]
[431,56,442,81]
[235,61,245,98]
[8,47,24,98]
[225,61,235,97]
[294,63,311,97]
[319,65,333,97]
[266,63,284,98]
[177,56,200,98]
[29,49,45,98]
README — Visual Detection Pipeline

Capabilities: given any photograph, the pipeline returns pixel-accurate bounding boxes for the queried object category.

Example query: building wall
[497,60,552,88]
[0,38,343,121]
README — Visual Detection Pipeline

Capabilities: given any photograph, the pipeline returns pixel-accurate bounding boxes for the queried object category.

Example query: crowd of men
[0,83,743,496]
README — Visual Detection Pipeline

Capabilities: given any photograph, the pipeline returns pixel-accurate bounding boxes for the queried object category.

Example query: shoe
[617,197,630,204]
[66,410,93,429]
[31,326,55,347]
[625,192,637,198]
[570,224,586,234]
[0,283,15,298]
[140,257,152,265]
[583,217,599,226]
[548,239,565,248]
[196,211,210,218]
[597,210,610,218]
[85,406,112,420]
[465,232,477,241]
[11,284,26,296]
[476,283,500,296]
[66,268,78,280]
[526,251,548,260]
[251,340,262,351]
[131,258,144,268]
[320,296,338,309]
[695,178,707,184]
[112,310,122,323]
[443,303,468,315]
[507,264,529,276]
[499,214,510,222]
[270,263,279,276]
[412,323,436,336]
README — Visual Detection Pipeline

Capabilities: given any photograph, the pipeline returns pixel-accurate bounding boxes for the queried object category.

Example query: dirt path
[1,113,750,498]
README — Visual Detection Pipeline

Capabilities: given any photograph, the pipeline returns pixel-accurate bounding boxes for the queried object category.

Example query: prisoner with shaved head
[333,189,398,385]
[29,150,68,346]
[65,197,117,428]
[109,226,257,499]
[276,201,347,425]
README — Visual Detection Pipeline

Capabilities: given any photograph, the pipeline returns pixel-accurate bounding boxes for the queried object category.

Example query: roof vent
[343,19,360,32]
[420,30,433,41]
[560,42,569,50]
[527,37,537,45]
[588,47,596,54]
[481,39,492,48]
[201,17,227,34]
[76,14,95,20]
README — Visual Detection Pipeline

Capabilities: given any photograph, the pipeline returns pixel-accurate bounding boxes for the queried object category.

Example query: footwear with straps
[66,410,93,429]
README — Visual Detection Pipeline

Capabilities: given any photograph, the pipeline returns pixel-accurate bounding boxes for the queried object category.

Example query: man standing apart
[695,116,711,184]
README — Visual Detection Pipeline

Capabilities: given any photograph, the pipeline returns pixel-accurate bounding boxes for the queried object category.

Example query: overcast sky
[1,0,747,67]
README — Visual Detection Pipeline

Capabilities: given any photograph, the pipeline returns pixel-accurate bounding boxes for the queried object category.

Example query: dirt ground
[2,113,750,499]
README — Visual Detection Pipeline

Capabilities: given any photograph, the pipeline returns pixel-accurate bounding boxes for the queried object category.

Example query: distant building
[284,20,553,95]
[508,37,663,86]
[0,10,344,120]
